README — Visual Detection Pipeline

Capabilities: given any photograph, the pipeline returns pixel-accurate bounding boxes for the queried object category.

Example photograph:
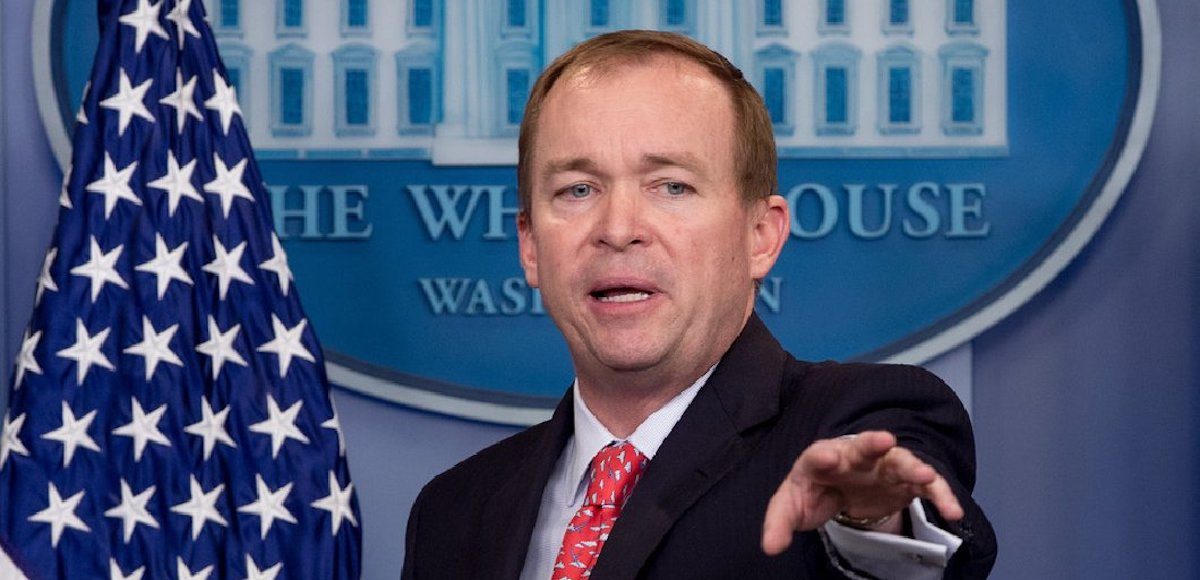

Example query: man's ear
[748,195,790,280]
[517,210,540,288]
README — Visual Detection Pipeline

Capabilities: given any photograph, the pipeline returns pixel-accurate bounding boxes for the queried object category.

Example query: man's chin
[586,344,667,375]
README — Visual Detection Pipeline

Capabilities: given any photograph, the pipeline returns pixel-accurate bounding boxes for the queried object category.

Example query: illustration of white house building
[204,0,1005,162]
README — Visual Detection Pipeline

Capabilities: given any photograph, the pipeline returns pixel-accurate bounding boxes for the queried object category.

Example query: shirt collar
[565,366,715,506]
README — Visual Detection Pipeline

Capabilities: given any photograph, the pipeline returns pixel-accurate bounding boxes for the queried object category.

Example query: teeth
[598,291,650,303]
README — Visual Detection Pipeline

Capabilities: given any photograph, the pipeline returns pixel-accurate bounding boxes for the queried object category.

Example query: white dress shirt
[518,368,962,580]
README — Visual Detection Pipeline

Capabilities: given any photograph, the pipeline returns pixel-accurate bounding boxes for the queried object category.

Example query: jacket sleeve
[809,362,998,578]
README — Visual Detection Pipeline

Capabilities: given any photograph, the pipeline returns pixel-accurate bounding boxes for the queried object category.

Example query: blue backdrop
[2,1,1198,578]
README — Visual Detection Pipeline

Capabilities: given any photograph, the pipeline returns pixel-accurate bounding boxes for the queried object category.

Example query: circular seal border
[33,0,1162,426]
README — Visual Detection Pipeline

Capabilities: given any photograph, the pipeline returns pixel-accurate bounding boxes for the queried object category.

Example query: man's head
[517,31,790,393]
[517,30,778,213]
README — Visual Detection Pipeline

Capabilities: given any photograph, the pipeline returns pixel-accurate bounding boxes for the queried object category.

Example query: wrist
[832,510,903,534]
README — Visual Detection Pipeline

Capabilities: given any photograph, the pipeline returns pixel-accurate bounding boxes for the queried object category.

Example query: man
[403,31,995,579]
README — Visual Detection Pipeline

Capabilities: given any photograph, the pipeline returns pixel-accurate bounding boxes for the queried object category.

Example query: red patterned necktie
[551,441,649,579]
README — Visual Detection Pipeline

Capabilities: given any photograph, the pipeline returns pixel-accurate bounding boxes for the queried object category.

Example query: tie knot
[584,442,648,508]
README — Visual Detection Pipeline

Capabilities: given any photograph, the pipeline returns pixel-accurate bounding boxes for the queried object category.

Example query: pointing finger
[922,475,964,522]
[879,447,938,486]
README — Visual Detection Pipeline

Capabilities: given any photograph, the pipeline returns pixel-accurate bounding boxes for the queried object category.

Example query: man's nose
[594,185,646,250]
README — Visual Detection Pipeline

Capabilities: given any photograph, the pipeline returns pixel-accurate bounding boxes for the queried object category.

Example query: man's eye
[664,182,689,196]
[566,183,593,198]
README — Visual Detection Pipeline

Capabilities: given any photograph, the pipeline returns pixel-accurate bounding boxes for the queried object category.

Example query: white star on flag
[85,153,142,219]
[204,69,242,135]
[28,483,91,548]
[14,329,43,389]
[203,153,253,218]
[257,316,315,377]
[170,476,227,540]
[249,395,310,459]
[177,558,214,580]
[35,247,59,305]
[112,398,172,461]
[321,409,346,457]
[118,0,168,53]
[135,234,193,299]
[195,316,248,379]
[259,234,294,296]
[184,397,237,461]
[160,69,203,134]
[147,151,202,216]
[56,318,115,385]
[311,471,358,535]
[103,479,159,543]
[165,0,201,48]
[124,316,184,379]
[237,475,297,540]
[70,236,129,301]
[1,411,30,470]
[203,236,254,300]
[99,69,155,136]
[110,559,146,580]
[41,401,102,468]
[244,555,283,580]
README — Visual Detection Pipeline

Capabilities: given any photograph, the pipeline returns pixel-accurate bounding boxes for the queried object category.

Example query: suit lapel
[473,391,575,579]
[591,314,792,578]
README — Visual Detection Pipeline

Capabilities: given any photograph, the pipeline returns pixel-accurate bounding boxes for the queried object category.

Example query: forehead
[532,56,737,169]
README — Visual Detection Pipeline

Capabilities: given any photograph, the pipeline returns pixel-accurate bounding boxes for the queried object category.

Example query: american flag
[0,1,361,577]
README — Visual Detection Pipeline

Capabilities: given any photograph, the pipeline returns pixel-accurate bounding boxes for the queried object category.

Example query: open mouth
[590,284,656,304]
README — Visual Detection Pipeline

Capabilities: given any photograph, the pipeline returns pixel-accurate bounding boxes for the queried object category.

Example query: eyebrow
[543,157,602,176]
[639,152,705,175]
[541,153,706,176]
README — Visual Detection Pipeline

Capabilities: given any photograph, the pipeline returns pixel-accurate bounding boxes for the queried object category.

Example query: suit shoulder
[417,420,553,500]
[778,359,971,436]
[793,360,957,400]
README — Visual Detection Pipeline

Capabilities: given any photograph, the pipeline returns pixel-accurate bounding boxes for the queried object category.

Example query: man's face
[518,56,787,386]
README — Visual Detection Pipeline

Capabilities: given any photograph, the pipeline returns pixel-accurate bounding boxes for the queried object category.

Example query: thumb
[761,483,800,555]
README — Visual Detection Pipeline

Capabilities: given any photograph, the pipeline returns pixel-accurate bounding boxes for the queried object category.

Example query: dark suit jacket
[402,314,997,579]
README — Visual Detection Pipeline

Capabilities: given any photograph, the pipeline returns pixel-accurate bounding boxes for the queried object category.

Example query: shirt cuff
[821,500,963,580]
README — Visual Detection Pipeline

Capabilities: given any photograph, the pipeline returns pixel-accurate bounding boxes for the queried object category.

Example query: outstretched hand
[760,431,963,555]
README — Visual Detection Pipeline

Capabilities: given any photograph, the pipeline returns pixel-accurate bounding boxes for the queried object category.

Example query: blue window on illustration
[220,0,239,28]
[825,67,848,124]
[664,0,687,27]
[347,0,368,28]
[762,0,782,27]
[284,0,303,28]
[954,0,973,25]
[951,67,975,123]
[412,0,434,28]
[825,0,845,26]
[507,69,530,125]
[591,0,610,27]
[345,69,370,125]
[281,68,304,125]
[408,68,433,125]
[507,0,526,28]
[888,66,911,123]
[889,0,908,25]
[764,67,786,125]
